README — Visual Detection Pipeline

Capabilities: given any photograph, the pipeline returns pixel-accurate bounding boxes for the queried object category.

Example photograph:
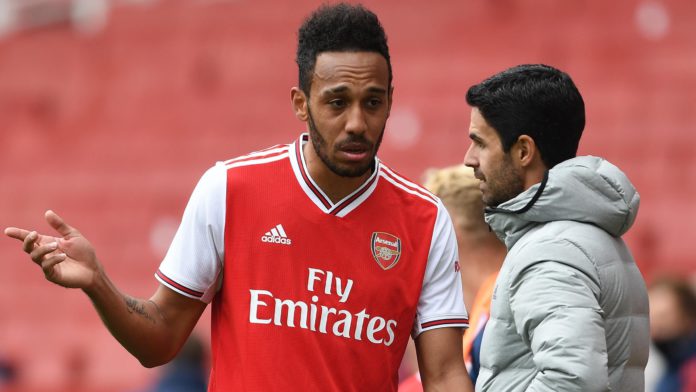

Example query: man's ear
[514,135,537,168]
[291,87,309,122]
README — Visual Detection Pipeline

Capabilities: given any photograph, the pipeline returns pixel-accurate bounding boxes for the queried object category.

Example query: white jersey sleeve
[412,200,469,337]
[155,162,226,303]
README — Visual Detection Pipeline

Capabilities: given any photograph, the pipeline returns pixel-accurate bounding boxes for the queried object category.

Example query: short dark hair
[296,3,392,95]
[466,64,585,168]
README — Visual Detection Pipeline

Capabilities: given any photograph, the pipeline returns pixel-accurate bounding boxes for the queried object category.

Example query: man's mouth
[337,142,371,161]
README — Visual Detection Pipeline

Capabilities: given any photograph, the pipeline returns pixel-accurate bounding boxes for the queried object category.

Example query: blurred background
[0,0,694,391]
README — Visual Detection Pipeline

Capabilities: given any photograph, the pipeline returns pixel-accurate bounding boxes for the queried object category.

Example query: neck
[303,141,372,203]
[522,157,548,190]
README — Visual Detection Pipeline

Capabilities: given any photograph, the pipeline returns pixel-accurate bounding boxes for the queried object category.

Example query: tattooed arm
[88,279,206,367]
[5,211,207,367]
[124,297,158,324]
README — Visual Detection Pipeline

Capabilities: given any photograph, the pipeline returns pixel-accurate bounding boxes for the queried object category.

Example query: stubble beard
[482,154,525,207]
[307,107,384,178]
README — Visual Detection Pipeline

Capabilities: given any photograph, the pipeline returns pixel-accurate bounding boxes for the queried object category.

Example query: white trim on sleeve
[412,199,469,337]
[156,162,227,303]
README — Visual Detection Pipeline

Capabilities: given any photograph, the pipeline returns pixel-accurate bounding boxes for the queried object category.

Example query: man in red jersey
[5,3,472,391]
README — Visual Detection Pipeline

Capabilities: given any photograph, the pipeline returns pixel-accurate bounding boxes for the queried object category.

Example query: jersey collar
[289,133,380,217]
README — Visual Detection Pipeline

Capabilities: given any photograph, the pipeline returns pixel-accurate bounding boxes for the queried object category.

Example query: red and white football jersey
[157,134,468,391]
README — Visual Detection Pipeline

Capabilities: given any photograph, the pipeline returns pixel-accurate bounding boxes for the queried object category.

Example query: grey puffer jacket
[476,156,649,392]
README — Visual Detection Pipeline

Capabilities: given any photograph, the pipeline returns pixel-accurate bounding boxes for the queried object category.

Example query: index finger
[4,227,31,241]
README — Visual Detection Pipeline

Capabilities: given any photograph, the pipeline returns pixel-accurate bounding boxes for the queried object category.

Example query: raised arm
[4,210,207,367]
[415,327,474,392]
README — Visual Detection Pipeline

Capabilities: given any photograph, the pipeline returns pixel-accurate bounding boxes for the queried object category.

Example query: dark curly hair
[466,64,585,169]
[296,3,392,96]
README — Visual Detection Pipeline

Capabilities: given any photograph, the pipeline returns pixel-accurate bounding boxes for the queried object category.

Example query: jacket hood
[485,156,640,249]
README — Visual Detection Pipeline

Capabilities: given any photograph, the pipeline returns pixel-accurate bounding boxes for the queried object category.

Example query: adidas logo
[261,224,292,245]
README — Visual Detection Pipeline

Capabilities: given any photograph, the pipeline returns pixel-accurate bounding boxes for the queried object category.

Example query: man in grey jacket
[463,64,649,391]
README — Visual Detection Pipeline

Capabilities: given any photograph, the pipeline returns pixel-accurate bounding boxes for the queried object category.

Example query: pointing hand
[5,210,101,289]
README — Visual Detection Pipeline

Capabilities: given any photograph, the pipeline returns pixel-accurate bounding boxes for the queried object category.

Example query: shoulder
[378,162,441,211]
[513,220,606,257]
[508,221,602,281]
[221,143,292,171]
[211,143,293,188]
[190,144,292,196]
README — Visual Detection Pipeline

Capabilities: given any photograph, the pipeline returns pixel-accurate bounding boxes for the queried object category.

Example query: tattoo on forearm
[125,297,156,324]
[148,299,167,323]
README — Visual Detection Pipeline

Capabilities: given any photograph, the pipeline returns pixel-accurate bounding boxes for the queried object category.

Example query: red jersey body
[156,134,468,391]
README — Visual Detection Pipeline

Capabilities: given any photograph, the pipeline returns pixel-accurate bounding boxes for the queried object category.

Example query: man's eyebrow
[366,86,387,95]
[319,85,349,96]
[469,133,483,142]
[318,85,388,96]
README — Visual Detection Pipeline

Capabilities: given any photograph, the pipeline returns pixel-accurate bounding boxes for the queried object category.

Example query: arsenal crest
[371,232,402,270]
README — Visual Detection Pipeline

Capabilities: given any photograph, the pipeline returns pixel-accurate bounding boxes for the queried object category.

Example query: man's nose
[345,105,368,134]
[463,143,477,167]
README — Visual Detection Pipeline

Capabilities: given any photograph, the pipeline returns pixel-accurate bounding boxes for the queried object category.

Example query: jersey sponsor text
[249,267,397,346]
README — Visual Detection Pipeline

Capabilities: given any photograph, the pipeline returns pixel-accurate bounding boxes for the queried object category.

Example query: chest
[221,172,437,336]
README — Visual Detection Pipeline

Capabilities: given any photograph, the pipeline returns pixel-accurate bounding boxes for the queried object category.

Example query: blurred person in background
[464,64,649,391]
[4,3,472,391]
[649,277,696,392]
[421,165,506,314]
[141,334,207,392]
[399,164,506,392]
[0,354,18,392]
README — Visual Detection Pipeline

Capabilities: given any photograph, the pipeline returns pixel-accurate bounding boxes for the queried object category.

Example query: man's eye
[366,99,382,108]
[330,99,346,108]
